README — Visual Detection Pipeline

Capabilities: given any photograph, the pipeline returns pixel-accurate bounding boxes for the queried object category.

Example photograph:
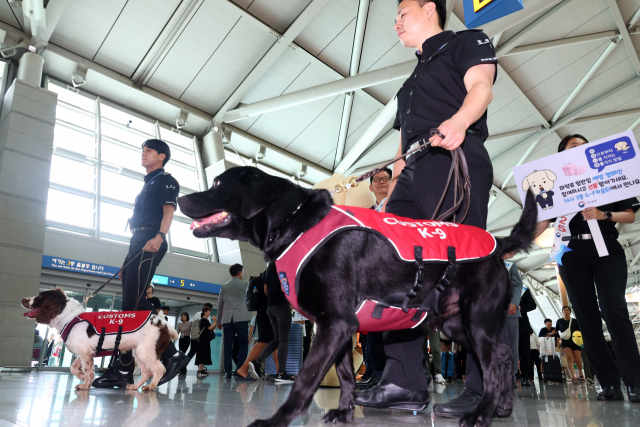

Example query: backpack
[246,274,264,312]
[190,318,202,340]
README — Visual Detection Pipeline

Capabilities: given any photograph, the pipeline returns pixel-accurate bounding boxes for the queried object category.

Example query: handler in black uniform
[354,1,502,416]
[93,139,189,388]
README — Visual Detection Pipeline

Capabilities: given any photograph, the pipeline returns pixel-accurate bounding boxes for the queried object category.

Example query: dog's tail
[496,190,538,257]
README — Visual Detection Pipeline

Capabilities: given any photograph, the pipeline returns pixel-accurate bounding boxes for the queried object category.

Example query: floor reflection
[0,372,639,426]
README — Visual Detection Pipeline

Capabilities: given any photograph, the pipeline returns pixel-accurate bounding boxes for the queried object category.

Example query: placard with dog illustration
[512,130,640,222]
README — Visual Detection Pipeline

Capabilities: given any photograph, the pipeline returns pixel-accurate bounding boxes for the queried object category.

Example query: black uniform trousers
[559,252,640,389]
[117,229,177,369]
[383,134,500,393]
[517,323,532,380]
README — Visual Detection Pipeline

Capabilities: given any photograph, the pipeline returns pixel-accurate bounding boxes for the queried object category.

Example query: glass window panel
[46,189,93,229]
[165,163,199,191]
[170,220,207,253]
[100,203,132,237]
[102,122,147,147]
[54,125,95,157]
[47,83,95,112]
[101,170,142,203]
[167,147,195,166]
[160,127,193,149]
[101,141,146,173]
[100,104,156,136]
[56,105,95,130]
[50,156,95,192]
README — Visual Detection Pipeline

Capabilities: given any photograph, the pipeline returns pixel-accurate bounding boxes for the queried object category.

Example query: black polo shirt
[129,168,180,230]
[393,29,498,151]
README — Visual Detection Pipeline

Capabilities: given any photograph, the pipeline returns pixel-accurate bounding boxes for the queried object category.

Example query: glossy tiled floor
[0,371,639,427]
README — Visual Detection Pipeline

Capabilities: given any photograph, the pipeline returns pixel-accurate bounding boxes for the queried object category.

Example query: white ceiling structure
[1,0,640,333]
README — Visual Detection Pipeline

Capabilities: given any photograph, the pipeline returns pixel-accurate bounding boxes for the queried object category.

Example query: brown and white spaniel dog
[22,288,178,391]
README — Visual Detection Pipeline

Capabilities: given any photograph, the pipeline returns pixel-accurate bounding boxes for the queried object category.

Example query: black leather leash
[333,128,471,224]
[83,249,145,304]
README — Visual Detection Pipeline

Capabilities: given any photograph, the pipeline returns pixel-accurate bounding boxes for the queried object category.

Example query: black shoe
[354,380,430,411]
[275,373,295,383]
[627,387,640,403]
[248,360,261,380]
[356,372,382,389]
[92,367,134,388]
[597,386,624,401]
[521,378,531,387]
[158,352,189,386]
[432,387,482,418]
[225,372,232,379]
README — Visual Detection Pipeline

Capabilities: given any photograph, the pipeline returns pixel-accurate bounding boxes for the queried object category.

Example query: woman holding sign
[533,134,640,402]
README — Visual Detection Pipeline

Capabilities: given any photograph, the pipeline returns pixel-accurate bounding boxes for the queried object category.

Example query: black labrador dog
[178,167,537,427]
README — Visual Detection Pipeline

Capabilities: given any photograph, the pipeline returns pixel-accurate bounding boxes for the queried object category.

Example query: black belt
[131,226,156,233]
[562,234,615,241]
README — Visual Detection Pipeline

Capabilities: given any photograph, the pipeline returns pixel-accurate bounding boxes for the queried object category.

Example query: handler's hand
[119,270,123,280]
[508,304,517,316]
[430,118,467,151]
[582,207,606,221]
[142,235,163,252]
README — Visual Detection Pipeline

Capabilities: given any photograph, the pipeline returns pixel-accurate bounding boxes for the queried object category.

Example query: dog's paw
[459,413,491,427]
[142,385,157,392]
[323,408,354,424]
[75,384,90,390]
[126,384,139,390]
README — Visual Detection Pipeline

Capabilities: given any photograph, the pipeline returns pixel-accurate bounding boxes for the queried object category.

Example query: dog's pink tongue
[24,308,38,318]
[190,212,228,230]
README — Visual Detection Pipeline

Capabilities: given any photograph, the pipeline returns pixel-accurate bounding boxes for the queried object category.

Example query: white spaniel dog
[22,288,177,391]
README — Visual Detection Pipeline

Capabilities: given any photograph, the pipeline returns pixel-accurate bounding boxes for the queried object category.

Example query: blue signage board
[42,255,221,295]
[464,0,523,28]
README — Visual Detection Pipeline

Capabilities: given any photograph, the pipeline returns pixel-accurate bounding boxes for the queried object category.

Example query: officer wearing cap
[93,139,188,388]
[355,0,502,417]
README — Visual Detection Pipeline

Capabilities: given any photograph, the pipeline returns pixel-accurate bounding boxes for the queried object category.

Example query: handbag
[559,318,572,340]
[572,331,583,347]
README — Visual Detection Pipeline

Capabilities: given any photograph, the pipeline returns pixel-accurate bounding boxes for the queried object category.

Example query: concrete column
[201,130,266,277]
[0,78,57,367]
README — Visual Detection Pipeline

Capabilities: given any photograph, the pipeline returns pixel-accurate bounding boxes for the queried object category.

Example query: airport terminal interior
[2,0,640,426]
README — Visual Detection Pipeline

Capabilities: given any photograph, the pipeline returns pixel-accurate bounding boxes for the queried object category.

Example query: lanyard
[125,170,165,232]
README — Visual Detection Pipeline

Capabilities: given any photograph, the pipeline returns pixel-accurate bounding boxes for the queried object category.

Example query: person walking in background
[177,312,192,376]
[217,263,251,379]
[248,263,295,383]
[517,287,536,386]
[555,307,583,384]
[237,269,276,380]
[504,261,523,385]
[194,307,217,377]
[530,329,541,382]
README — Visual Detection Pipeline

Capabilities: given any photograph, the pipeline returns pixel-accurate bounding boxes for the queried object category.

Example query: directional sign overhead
[464,0,524,28]
[43,255,221,295]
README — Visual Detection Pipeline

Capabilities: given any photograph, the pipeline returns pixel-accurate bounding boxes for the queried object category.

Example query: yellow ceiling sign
[474,0,495,13]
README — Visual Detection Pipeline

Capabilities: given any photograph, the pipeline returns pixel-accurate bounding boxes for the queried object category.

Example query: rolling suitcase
[542,354,563,383]
[441,351,455,380]
[265,323,304,377]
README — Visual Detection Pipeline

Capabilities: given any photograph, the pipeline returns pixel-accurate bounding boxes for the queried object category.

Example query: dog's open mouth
[190,211,231,234]
[24,308,39,318]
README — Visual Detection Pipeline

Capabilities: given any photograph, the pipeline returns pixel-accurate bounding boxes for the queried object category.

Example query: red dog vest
[61,311,153,357]
[275,206,496,332]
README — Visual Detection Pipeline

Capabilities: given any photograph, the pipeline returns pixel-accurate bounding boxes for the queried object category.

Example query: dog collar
[268,201,306,242]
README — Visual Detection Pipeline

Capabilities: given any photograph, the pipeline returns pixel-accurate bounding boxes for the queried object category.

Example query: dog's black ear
[240,171,279,219]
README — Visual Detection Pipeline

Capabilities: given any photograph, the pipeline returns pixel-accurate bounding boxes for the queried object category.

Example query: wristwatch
[604,211,612,221]
[157,232,167,242]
